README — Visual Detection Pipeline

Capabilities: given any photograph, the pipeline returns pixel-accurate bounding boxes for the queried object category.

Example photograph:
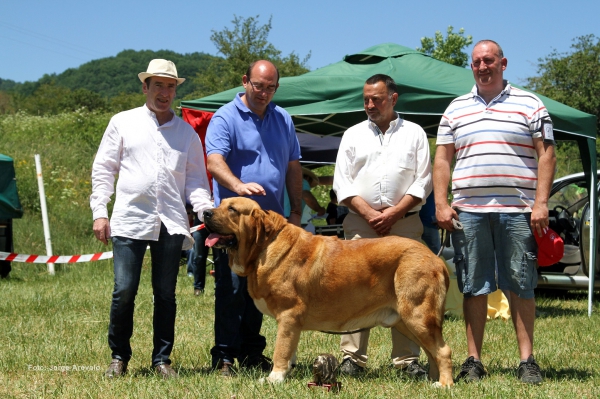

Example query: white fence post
[34,154,54,275]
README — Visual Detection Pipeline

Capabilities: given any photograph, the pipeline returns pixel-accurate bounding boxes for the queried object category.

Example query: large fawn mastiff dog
[203,197,453,387]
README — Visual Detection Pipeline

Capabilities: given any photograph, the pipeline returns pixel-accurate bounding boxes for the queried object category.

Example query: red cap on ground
[535,227,564,266]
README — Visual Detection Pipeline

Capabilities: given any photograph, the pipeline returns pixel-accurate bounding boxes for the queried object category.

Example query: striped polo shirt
[437,83,553,213]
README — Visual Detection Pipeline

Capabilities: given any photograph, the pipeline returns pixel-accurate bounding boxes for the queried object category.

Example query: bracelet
[290,210,302,216]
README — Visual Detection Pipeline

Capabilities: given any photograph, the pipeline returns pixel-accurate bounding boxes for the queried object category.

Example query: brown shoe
[105,359,127,378]
[155,363,178,379]
[215,359,236,377]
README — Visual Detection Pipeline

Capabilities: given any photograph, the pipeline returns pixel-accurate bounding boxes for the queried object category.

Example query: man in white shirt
[90,59,212,379]
[333,74,432,379]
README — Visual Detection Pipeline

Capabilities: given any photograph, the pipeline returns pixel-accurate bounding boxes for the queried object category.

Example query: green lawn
[1,251,599,398]
[1,112,599,398]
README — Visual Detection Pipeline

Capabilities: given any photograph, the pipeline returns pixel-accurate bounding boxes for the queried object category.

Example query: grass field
[1,112,600,398]
[2,249,600,398]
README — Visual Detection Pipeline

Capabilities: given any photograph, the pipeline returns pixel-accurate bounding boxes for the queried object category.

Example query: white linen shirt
[333,115,432,212]
[90,105,212,250]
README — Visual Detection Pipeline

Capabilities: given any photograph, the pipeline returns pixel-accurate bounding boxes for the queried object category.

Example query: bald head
[241,60,280,117]
[246,60,280,83]
[472,40,504,59]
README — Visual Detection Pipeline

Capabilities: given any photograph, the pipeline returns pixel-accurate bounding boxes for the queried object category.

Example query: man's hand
[234,182,266,196]
[530,202,549,237]
[435,204,459,232]
[93,218,111,245]
[368,208,401,237]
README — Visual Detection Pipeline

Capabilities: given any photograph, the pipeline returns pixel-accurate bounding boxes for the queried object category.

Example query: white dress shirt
[90,105,212,250]
[333,114,432,212]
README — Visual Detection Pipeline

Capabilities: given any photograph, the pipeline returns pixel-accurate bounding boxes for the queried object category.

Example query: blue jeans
[210,248,266,367]
[421,225,441,254]
[452,212,537,299]
[109,223,184,366]
[192,225,210,291]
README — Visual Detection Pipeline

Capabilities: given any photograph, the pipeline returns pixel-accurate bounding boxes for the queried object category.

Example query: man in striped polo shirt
[433,40,556,385]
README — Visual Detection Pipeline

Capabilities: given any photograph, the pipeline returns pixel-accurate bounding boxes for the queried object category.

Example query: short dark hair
[365,74,397,95]
[473,40,504,58]
[246,61,280,83]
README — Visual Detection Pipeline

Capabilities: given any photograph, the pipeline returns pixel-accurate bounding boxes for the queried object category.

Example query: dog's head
[203,197,287,275]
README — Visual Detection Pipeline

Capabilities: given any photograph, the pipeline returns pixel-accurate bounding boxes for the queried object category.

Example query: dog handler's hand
[93,218,111,245]
[530,202,549,237]
[435,204,459,232]
[235,182,266,197]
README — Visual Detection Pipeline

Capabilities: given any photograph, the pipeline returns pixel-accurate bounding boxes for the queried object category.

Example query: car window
[548,183,588,219]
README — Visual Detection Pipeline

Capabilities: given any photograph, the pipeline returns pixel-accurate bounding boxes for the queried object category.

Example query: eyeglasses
[247,80,277,94]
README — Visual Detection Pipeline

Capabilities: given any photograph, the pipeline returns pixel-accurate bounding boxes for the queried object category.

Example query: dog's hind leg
[266,318,302,384]
[396,312,453,387]
[393,321,440,378]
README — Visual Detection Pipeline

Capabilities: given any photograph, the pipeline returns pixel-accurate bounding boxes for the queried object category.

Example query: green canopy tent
[181,43,598,313]
[0,154,23,278]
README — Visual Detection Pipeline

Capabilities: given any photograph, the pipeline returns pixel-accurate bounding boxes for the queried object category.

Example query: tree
[108,92,146,113]
[24,83,72,115]
[0,91,16,114]
[526,34,600,132]
[416,26,473,67]
[190,15,311,98]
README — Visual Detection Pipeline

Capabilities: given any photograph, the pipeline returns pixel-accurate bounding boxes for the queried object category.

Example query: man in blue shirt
[205,60,303,376]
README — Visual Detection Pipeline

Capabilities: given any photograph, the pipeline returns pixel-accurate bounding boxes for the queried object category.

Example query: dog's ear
[262,210,287,237]
[230,211,263,276]
[247,208,286,245]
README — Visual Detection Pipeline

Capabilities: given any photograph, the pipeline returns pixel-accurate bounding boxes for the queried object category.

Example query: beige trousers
[340,212,423,369]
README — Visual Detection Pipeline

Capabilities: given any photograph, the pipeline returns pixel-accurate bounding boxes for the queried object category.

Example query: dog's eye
[228,206,237,213]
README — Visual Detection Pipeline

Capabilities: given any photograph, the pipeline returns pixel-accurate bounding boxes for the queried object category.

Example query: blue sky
[2,0,598,86]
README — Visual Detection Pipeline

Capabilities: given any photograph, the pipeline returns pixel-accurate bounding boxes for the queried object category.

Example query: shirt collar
[470,80,512,103]
[368,112,401,134]
[234,92,275,117]
[143,104,175,125]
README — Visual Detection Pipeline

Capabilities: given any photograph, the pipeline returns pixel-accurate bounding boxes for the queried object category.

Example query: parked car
[437,171,600,291]
[537,171,600,290]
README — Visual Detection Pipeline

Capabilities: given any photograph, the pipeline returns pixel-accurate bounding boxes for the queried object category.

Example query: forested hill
[1,49,218,99]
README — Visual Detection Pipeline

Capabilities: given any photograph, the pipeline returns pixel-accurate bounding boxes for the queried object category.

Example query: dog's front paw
[265,370,286,384]
[431,381,453,388]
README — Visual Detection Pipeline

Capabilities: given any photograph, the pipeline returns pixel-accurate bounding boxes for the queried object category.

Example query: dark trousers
[108,223,184,366]
[192,224,210,291]
[210,248,266,367]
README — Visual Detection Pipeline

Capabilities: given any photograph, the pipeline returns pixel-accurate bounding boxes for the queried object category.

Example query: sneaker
[455,356,487,382]
[339,358,364,376]
[400,359,428,380]
[517,355,543,384]
[194,288,203,296]
[240,354,273,372]
[214,359,236,377]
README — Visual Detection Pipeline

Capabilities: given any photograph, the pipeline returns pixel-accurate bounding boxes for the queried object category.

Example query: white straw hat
[138,59,185,85]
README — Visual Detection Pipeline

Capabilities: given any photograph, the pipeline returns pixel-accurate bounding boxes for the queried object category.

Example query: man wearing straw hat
[90,59,213,379]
